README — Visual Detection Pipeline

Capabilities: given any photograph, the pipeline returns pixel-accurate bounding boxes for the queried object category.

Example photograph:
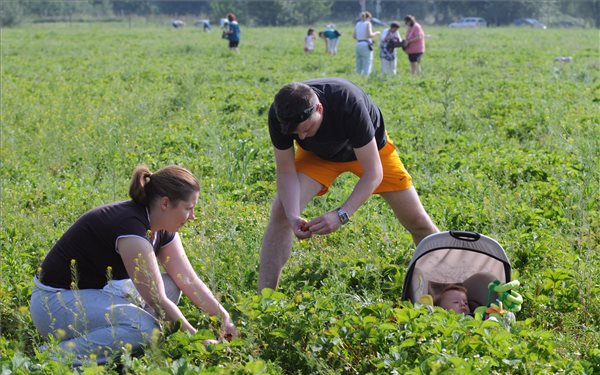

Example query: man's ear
[316,102,324,114]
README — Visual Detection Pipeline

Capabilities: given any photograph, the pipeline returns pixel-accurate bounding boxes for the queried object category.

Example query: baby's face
[439,290,470,314]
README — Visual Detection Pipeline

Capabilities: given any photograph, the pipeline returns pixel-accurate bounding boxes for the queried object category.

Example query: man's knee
[409,211,436,231]
[268,198,290,227]
[407,213,438,245]
[271,197,283,213]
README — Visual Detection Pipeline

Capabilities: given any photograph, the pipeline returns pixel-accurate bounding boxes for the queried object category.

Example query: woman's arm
[118,236,197,334]
[157,234,238,339]
[367,22,380,38]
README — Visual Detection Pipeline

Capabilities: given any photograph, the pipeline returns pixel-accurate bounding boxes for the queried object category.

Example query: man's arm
[274,146,312,239]
[307,138,383,234]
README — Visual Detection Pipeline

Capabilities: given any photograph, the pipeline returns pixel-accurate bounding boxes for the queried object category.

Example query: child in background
[434,284,470,315]
[304,28,315,53]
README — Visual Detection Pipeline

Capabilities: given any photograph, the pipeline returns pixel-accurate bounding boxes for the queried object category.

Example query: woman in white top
[352,11,380,75]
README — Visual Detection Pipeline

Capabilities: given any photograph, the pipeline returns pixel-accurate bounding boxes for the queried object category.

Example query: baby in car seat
[434,284,470,315]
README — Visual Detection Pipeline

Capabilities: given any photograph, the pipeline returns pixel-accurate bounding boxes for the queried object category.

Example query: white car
[449,17,487,28]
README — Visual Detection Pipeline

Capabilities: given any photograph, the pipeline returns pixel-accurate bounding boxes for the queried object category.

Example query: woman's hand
[183,321,198,335]
[221,316,238,341]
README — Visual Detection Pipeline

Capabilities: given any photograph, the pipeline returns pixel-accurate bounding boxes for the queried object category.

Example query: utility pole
[359,0,366,12]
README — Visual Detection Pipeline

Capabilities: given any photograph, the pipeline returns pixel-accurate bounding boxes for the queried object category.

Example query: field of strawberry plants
[1,21,598,374]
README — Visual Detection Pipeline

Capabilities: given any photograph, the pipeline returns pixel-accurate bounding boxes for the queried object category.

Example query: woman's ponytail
[129,165,152,205]
[129,164,199,207]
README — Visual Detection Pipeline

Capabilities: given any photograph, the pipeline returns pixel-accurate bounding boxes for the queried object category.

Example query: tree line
[2,0,598,27]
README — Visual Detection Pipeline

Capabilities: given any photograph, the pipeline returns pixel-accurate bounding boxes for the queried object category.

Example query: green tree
[210,0,332,26]
[0,0,23,26]
[111,0,151,17]
[210,0,250,23]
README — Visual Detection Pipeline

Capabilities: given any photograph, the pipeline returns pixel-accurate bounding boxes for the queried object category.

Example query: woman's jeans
[355,41,373,75]
[30,274,181,364]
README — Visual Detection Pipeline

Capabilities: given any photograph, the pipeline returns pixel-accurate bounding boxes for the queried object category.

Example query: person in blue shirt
[323,24,341,55]
[224,13,241,52]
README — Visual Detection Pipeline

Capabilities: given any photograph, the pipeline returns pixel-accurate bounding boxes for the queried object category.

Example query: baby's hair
[434,284,468,306]
[307,28,314,35]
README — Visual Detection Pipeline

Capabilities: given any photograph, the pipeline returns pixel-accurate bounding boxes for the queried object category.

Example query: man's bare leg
[380,187,438,245]
[258,174,322,293]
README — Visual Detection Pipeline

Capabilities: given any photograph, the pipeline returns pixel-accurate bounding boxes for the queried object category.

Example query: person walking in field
[403,15,425,75]
[258,78,439,292]
[224,12,241,52]
[30,165,238,365]
[353,11,380,75]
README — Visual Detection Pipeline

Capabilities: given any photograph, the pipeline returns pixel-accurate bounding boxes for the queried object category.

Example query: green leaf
[400,338,416,348]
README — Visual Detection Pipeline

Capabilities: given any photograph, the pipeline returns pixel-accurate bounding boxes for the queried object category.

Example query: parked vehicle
[513,18,547,29]
[448,17,487,28]
[558,20,584,28]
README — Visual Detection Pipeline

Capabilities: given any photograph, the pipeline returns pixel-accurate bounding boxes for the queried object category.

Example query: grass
[1,21,599,374]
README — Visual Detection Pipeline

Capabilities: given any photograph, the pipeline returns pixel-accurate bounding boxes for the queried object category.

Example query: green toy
[474,279,523,323]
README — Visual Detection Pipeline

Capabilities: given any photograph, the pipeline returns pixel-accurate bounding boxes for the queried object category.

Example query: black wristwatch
[336,207,350,225]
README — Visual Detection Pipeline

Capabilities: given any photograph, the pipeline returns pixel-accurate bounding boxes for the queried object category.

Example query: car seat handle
[449,230,481,241]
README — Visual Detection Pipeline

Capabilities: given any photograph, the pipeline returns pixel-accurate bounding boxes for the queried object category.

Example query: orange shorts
[295,139,413,196]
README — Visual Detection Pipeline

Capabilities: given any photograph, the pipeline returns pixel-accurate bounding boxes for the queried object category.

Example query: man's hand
[306,211,342,235]
[291,217,312,239]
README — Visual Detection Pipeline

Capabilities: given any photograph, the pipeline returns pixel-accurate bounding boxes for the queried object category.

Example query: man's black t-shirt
[39,200,176,289]
[268,78,387,162]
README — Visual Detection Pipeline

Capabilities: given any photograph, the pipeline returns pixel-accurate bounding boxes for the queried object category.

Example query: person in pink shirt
[403,15,425,75]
